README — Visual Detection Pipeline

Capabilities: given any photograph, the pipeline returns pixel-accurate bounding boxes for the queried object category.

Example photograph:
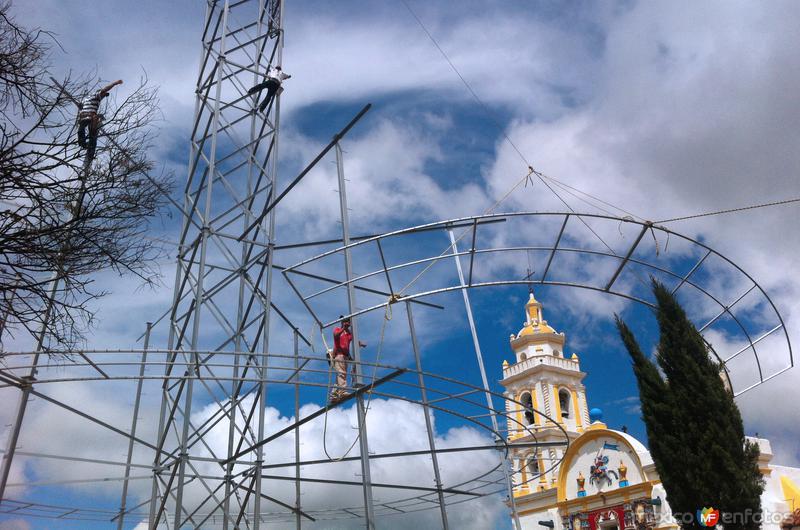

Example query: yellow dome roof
[518,321,556,336]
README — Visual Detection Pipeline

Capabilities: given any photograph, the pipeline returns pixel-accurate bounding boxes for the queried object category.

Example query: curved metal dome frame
[283,211,794,397]
[1,212,792,529]
[0,348,568,525]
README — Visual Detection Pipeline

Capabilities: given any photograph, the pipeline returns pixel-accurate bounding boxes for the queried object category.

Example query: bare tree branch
[0,2,173,349]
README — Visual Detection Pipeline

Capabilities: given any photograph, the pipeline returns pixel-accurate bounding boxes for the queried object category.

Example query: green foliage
[615,280,763,529]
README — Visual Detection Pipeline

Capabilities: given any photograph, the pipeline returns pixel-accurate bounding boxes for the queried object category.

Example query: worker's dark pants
[248,79,280,112]
[77,115,100,153]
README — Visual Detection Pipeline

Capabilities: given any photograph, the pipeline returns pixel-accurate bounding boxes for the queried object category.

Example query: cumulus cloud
[4,1,800,528]
[481,0,800,462]
[5,372,508,528]
[0,520,32,530]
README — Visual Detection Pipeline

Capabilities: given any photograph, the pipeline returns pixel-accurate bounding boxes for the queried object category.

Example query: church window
[526,454,540,478]
[520,392,535,425]
[520,352,527,361]
[559,389,571,418]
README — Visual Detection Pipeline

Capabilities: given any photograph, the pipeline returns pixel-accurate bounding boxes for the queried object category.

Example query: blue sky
[2,1,800,529]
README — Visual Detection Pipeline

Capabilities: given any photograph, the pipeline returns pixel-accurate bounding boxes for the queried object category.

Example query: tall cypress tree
[615,280,763,529]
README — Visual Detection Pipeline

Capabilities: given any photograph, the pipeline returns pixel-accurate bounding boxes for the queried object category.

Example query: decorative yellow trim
[531,387,540,426]
[572,389,583,430]
[520,457,528,491]
[539,454,547,484]
[781,474,800,510]
[553,384,563,424]
[586,421,607,431]
[515,392,523,439]
[559,482,653,511]
[556,428,647,502]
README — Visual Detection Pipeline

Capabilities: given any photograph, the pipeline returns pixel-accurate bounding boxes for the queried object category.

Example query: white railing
[503,354,579,377]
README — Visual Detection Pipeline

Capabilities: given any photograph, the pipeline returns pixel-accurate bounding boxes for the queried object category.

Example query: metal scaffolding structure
[283,212,793,397]
[0,347,569,527]
[0,1,794,529]
[0,207,793,528]
[152,1,285,527]
[1,1,568,528]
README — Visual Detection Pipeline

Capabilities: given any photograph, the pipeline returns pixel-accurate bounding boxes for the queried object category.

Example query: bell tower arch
[501,291,590,496]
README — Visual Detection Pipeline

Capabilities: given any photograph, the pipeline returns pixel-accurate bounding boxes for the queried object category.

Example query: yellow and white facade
[501,291,589,497]
[500,291,800,530]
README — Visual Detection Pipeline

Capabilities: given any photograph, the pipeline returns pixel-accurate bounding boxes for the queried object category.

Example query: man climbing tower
[77,79,123,158]
[247,65,290,112]
[329,316,366,404]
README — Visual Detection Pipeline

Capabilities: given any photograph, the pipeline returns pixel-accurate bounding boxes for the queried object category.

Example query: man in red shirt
[329,317,366,403]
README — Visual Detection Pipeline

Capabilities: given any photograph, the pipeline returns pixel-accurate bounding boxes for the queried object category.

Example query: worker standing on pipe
[77,79,122,159]
[247,65,290,112]
[329,317,366,404]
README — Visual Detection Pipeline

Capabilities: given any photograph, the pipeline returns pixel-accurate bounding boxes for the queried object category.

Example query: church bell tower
[501,291,590,496]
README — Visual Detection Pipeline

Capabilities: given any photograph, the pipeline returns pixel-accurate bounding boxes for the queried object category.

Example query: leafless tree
[0,2,172,350]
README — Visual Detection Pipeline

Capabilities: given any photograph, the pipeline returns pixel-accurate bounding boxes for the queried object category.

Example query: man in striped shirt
[77,79,123,155]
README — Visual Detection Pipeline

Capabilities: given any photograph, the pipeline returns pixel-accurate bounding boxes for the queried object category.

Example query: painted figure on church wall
[589,454,618,488]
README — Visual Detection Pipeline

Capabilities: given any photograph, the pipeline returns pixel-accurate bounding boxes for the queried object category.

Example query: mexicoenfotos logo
[697,507,720,527]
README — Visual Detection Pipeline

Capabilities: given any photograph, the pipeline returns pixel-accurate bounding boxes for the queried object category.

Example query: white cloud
[3,368,509,528]
[4,1,800,527]
[0,520,32,530]
[481,0,800,465]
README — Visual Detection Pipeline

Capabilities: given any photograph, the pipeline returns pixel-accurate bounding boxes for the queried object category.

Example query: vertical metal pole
[150,265,183,526]
[173,5,229,527]
[226,1,269,526]
[0,153,93,502]
[447,229,522,530]
[117,322,153,530]
[406,302,449,530]
[335,142,376,529]
[252,0,284,522]
[223,266,245,530]
[293,331,302,530]
[0,371,33,503]
[150,178,193,527]
[253,8,284,524]
[150,16,208,512]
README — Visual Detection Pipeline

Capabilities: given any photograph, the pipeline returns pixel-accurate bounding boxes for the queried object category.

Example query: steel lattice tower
[151,1,287,527]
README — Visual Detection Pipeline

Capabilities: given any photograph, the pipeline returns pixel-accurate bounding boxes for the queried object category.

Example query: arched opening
[559,389,571,419]
[526,453,540,479]
[520,352,527,361]
[520,392,535,425]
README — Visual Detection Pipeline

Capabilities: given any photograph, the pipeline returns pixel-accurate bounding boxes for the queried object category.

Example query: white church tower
[500,291,800,530]
[501,290,590,496]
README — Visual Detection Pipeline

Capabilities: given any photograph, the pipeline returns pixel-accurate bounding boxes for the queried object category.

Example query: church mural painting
[589,453,618,489]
